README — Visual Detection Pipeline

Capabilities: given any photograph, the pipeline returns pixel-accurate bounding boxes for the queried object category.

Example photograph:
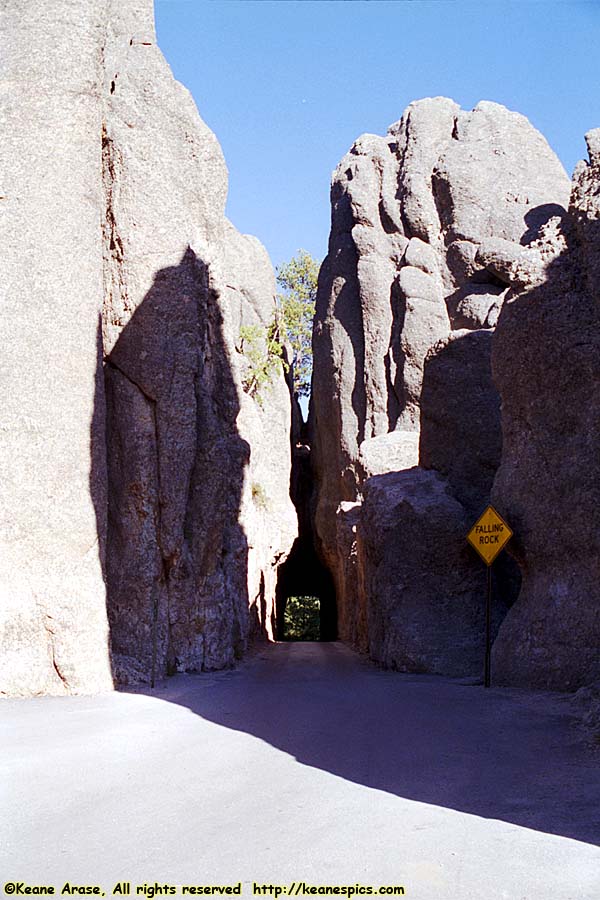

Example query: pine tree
[276,250,320,398]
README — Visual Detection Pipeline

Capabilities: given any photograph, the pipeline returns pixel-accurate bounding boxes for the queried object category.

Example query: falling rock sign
[467,505,513,688]
[467,506,513,566]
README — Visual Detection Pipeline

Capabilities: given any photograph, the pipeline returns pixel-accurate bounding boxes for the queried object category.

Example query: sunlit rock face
[0,0,114,696]
[0,0,296,696]
[491,130,600,690]
[310,98,570,672]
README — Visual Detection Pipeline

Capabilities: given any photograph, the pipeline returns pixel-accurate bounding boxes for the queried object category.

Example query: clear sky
[155,0,600,270]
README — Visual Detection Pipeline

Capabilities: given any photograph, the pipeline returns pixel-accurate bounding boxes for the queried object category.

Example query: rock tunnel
[275,415,338,642]
[3,0,599,698]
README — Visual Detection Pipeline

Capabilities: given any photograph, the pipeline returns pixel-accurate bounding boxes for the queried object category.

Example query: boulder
[359,432,420,478]
[452,285,505,330]
[358,469,506,676]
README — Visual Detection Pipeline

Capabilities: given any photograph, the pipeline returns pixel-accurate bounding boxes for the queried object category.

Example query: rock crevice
[2,4,598,697]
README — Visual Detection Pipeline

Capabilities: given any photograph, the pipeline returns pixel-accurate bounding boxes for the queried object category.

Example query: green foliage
[251,481,268,510]
[283,595,321,641]
[238,249,319,405]
[276,250,320,398]
[238,319,287,405]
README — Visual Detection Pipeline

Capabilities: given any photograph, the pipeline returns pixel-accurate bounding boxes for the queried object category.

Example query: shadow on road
[129,641,600,847]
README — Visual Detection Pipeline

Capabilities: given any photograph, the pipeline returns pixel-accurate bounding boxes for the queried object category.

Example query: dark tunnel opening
[275,404,337,642]
[276,536,337,641]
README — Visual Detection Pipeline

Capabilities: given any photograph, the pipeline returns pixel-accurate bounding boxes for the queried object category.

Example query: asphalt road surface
[2,642,599,900]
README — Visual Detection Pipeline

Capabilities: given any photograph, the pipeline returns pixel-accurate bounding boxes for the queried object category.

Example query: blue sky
[155,0,600,270]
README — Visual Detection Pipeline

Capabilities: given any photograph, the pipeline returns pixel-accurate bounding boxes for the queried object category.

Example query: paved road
[2,642,599,900]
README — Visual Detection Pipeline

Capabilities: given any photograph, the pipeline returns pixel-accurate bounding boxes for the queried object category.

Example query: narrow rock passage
[2,644,599,900]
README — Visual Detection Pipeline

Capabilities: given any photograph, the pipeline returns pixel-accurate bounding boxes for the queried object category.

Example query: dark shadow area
[419,313,522,624]
[487,208,600,690]
[90,315,108,584]
[92,247,252,685]
[520,203,568,245]
[130,643,600,846]
[276,538,337,641]
[420,329,502,517]
[384,274,406,430]
[276,412,337,641]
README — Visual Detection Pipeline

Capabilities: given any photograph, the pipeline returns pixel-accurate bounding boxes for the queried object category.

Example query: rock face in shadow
[102,4,296,683]
[419,330,501,517]
[0,0,296,696]
[310,98,569,672]
[359,470,501,676]
[490,131,600,690]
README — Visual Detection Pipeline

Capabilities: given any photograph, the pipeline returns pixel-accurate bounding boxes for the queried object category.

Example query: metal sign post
[485,565,492,689]
[467,505,513,689]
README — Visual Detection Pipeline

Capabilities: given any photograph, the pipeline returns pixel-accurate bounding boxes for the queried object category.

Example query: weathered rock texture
[359,470,502,676]
[0,1,295,696]
[311,98,570,672]
[420,329,500,517]
[0,0,113,696]
[490,130,600,690]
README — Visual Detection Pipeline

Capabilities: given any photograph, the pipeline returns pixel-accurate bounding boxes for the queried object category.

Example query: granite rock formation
[311,98,570,672]
[419,329,500,517]
[0,0,115,696]
[3,0,597,700]
[358,469,498,676]
[490,130,600,690]
[0,0,295,696]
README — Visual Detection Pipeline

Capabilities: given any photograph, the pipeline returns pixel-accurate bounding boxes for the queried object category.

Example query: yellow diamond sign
[467,505,513,566]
